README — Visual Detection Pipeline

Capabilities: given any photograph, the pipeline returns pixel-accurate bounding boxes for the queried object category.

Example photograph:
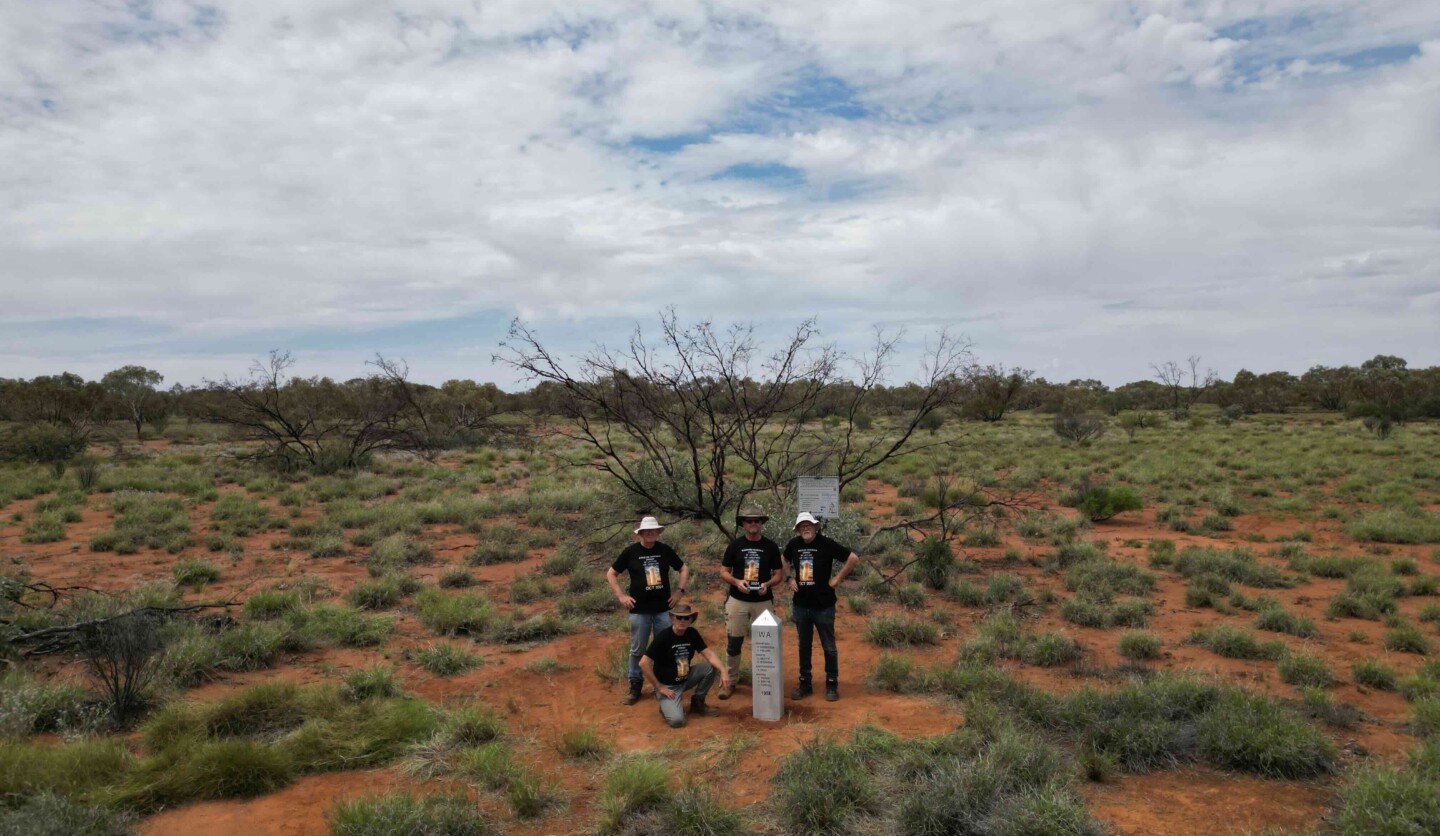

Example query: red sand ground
[5,462,1437,834]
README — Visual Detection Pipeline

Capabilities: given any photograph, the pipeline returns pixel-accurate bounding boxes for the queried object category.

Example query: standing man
[608,516,689,706]
[717,507,785,700]
[782,512,859,701]
[639,601,729,728]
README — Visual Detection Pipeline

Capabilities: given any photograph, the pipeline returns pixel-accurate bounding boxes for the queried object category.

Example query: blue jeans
[791,605,837,683]
[627,611,673,684]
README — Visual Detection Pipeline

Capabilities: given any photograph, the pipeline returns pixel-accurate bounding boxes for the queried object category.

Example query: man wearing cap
[782,512,859,701]
[608,516,690,706]
[716,507,785,700]
[639,601,729,728]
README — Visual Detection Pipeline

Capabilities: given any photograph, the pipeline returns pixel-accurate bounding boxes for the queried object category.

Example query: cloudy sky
[2,0,1437,388]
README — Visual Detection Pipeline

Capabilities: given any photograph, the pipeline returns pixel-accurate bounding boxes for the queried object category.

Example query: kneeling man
[639,602,731,728]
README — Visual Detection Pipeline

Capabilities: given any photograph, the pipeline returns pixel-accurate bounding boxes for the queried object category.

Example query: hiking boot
[717,683,733,700]
[790,681,812,700]
[825,681,839,702]
[690,696,719,717]
[622,681,643,706]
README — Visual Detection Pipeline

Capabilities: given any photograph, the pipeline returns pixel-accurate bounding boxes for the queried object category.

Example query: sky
[1,0,1438,390]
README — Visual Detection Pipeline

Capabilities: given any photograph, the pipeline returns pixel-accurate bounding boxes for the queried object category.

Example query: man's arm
[830,552,860,587]
[639,655,673,699]
[669,562,690,607]
[701,648,731,691]
[607,567,636,609]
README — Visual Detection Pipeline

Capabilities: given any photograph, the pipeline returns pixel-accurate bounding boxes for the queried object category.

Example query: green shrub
[1334,742,1440,834]
[1353,659,1398,690]
[1075,485,1144,522]
[343,667,401,702]
[328,792,496,835]
[1278,653,1335,688]
[245,590,302,619]
[558,725,610,760]
[1065,558,1155,599]
[914,536,954,590]
[455,743,513,789]
[1385,625,1432,655]
[89,492,192,554]
[864,617,940,647]
[868,654,918,692]
[0,792,131,836]
[116,740,295,810]
[437,568,475,589]
[414,644,482,677]
[597,756,671,834]
[0,739,133,799]
[1192,626,1285,661]
[1117,631,1162,660]
[414,588,495,636]
[1349,509,1440,544]
[1024,632,1084,667]
[772,739,878,835]
[1254,606,1318,638]
[1196,690,1336,778]
[347,577,406,610]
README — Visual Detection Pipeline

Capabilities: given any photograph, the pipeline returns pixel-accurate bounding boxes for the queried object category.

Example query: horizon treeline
[1,352,1437,471]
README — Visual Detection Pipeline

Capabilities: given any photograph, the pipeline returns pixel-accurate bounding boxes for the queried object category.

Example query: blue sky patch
[712,162,805,186]
[1333,43,1421,69]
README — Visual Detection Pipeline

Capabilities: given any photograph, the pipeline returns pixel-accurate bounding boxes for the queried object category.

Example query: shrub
[328,792,496,835]
[414,589,494,636]
[1349,509,1440,544]
[414,644,482,677]
[558,726,610,760]
[0,793,131,836]
[79,611,166,725]
[347,577,406,610]
[0,739,133,799]
[1052,413,1107,444]
[245,590,302,619]
[1066,558,1156,599]
[1192,626,1285,661]
[1333,743,1440,834]
[1024,632,1084,667]
[1117,631,1162,660]
[1077,486,1144,523]
[597,756,671,834]
[455,743,513,789]
[343,666,401,702]
[895,582,926,610]
[1385,625,1432,655]
[1254,606,1318,638]
[437,568,475,589]
[1196,690,1336,777]
[1353,659,1398,690]
[864,617,940,647]
[868,654,918,692]
[1278,653,1335,688]
[118,740,296,810]
[172,558,222,589]
[914,536,954,590]
[772,739,877,835]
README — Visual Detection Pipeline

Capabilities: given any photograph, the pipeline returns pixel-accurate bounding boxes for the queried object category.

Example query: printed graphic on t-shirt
[643,558,662,589]
[799,555,815,583]
[744,556,760,581]
[674,647,691,679]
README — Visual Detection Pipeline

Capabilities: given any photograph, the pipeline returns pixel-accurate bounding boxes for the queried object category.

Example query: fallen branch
[9,599,243,657]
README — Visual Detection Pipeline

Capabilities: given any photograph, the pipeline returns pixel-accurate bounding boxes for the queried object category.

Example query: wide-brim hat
[634,516,665,534]
[669,601,700,619]
[793,511,820,530]
[736,506,770,523]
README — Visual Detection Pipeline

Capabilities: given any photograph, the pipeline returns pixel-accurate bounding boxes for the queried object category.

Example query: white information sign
[796,476,840,519]
[750,609,784,722]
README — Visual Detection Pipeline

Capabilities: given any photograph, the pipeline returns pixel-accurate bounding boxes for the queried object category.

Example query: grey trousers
[655,660,717,727]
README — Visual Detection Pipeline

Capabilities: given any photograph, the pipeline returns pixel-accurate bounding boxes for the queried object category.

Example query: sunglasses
[673,614,696,622]
[741,518,764,524]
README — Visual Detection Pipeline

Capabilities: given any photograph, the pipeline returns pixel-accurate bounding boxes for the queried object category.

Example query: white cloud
[0,1,1437,386]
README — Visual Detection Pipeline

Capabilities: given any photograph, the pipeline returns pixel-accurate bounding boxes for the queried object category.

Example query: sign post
[750,609,784,721]
[796,476,840,519]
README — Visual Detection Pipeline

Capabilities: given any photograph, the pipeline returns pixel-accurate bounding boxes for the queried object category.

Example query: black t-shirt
[643,626,709,686]
[611,542,684,615]
[784,533,853,610]
[722,536,783,602]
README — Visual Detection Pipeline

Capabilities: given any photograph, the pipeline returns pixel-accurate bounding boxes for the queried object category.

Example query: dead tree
[497,311,973,540]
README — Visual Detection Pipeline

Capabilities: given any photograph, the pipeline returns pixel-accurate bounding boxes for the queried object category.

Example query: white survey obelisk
[751,608,784,721]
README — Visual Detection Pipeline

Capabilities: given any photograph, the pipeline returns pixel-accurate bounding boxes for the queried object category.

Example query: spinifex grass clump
[413,644,483,677]
[209,493,273,537]
[1172,546,1293,588]
[864,616,940,647]
[1189,625,1287,661]
[89,491,193,554]
[328,792,497,836]
[1328,567,1407,620]
[1334,740,1440,833]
